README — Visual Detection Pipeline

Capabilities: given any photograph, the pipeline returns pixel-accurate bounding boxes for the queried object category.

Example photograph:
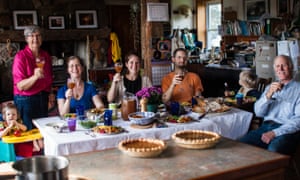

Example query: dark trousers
[14,91,49,130]
[239,121,300,155]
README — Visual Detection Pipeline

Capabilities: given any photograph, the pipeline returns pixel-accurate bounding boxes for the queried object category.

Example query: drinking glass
[177,71,185,81]
[114,61,123,73]
[67,78,75,89]
[36,57,45,69]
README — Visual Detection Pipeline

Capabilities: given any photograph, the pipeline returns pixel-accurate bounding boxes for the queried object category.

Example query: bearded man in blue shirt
[240,55,300,155]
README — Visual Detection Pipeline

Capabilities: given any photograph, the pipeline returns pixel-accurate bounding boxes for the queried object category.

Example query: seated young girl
[0,103,43,157]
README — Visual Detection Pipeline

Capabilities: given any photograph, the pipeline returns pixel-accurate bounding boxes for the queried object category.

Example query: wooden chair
[249,77,272,131]
[256,77,272,93]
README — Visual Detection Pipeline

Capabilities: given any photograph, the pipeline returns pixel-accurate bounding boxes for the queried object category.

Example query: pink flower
[136,86,162,104]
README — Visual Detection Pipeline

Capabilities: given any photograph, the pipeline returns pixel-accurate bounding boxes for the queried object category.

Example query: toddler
[225,71,261,100]
[0,103,43,157]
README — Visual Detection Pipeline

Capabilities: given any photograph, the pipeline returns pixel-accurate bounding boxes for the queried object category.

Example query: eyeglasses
[27,34,41,38]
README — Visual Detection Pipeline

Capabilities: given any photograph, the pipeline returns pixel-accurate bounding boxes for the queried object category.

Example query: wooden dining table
[0,138,289,180]
[65,138,289,180]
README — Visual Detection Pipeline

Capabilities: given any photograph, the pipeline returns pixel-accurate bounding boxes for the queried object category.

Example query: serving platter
[165,115,193,123]
[92,125,125,135]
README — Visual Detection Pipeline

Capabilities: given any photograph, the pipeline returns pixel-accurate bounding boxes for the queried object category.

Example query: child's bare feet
[33,140,40,152]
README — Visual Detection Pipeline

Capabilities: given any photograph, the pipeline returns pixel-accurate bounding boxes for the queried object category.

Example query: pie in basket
[172,130,220,149]
[118,138,167,158]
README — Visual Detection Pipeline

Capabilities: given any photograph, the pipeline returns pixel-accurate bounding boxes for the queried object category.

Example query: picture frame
[13,10,38,30]
[277,0,290,16]
[147,3,169,22]
[75,10,98,29]
[48,16,65,29]
[244,0,269,21]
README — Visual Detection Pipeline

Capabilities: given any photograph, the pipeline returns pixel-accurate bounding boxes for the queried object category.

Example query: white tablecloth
[33,108,252,156]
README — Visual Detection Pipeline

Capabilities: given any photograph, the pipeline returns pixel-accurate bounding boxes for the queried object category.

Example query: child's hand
[8,120,16,129]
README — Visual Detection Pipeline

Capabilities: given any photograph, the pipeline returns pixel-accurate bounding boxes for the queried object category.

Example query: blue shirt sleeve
[57,85,68,99]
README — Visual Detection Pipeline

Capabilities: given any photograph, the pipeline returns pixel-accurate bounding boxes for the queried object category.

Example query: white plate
[45,122,65,128]
[206,109,231,117]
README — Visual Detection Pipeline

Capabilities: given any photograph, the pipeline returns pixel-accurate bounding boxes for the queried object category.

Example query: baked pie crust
[172,130,220,149]
[118,138,166,158]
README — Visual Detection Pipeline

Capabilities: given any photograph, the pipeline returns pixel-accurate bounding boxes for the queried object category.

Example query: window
[206,1,221,49]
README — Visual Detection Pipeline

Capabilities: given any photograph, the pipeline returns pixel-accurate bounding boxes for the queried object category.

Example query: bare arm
[107,73,121,103]
[57,98,71,116]
[162,74,182,104]
[17,68,43,91]
[92,94,105,109]
[57,88,73,116]
[15,121,27,132]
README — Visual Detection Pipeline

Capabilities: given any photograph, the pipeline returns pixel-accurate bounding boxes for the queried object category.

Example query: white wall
[171,0,195,29]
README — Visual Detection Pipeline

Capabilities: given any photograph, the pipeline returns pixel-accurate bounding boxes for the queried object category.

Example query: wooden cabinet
[88,68,115,87]
[52,66,68,88]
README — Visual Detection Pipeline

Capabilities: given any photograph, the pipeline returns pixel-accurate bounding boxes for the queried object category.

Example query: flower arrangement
[136,86,162,104]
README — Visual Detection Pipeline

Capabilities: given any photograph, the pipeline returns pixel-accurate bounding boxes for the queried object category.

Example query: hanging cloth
[110,32,122,63]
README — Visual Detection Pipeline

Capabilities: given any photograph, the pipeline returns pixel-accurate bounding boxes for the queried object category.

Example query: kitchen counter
[67,138,289,180]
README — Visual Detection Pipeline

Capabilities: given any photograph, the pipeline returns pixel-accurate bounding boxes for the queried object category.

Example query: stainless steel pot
[12,155,69,180]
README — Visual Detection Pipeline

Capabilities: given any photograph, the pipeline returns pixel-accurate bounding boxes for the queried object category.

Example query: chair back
[256,77,272,93]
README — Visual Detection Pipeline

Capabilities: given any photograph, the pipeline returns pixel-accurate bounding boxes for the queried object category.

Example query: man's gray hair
[273,55,294,76]
[24,25,41,37]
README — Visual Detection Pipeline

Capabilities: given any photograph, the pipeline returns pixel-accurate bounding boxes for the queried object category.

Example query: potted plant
[136,86,162,112]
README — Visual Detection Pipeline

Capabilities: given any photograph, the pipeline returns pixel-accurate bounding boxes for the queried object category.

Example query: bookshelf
[222,10,260,45]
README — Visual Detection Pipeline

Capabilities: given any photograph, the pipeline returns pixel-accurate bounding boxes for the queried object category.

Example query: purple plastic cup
[67,118,76,132]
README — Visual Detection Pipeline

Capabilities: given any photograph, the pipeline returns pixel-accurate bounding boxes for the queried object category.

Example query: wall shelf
[0,27,111,42]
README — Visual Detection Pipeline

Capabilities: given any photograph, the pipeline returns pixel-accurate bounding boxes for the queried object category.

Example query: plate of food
[45,122,68,133]
[165,115,193,123]
[92,125,125,135]
[224,96,256,105]
[192,97,231,116]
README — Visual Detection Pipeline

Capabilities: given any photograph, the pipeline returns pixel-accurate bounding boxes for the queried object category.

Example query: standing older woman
[12,25,53,130]
[57,56,104,116]
[107,51,152,104]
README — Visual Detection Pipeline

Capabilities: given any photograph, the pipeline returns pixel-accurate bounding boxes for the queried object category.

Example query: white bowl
[128,112,156,125]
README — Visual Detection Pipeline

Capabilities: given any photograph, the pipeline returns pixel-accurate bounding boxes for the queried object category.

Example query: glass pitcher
[121,92,137,120]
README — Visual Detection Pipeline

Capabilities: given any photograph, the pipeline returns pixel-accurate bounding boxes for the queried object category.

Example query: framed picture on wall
[75,10,98,29]
[13,10,38,30]
[48,16,65,29]
[277,0,290,16]
[244,0,269,21]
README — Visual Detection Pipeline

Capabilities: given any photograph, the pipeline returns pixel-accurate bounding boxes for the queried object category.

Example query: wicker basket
[118,138,166,158]
[172,130,220,149]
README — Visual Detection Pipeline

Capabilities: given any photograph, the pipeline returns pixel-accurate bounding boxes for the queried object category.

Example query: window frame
[206,0,222,49]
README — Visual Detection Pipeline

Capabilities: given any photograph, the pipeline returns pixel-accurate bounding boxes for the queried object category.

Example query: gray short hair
[24,25,41,37]
[273,55,294,76]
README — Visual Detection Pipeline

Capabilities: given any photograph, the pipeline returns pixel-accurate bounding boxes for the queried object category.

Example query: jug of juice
[121,92,137,120]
